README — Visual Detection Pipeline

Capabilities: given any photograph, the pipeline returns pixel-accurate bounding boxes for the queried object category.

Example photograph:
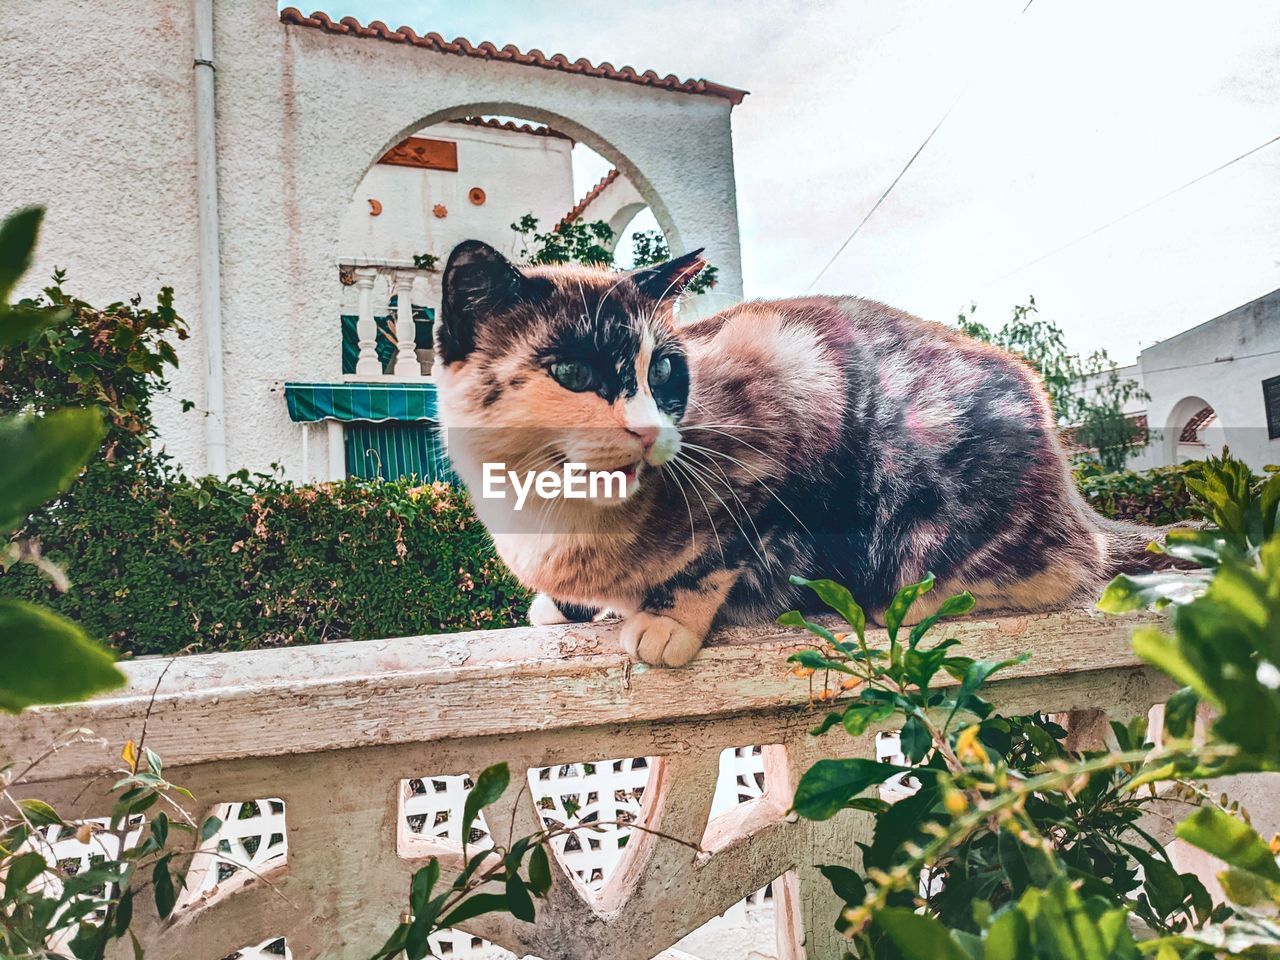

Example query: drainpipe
[193,0,227,476]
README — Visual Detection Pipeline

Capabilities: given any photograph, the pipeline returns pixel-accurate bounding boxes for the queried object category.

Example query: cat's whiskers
[684,421,776,433]
[666,458,725,564]
[682,429,788,470]
[681,441,812,537]
[658,462,698,553]
[676,450,771,568]
[593,271,639,331]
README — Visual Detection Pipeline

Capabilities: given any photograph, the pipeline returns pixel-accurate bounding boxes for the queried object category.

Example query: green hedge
[2,465,530,657]
[1073,461,1198,525]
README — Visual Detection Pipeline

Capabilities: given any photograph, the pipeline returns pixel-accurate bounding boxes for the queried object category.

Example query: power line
[804,0,1038,293]
[976,130,1280,290]
[1133,346,1280,378]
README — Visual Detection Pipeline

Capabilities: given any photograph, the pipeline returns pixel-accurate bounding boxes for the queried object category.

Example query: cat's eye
[550,359,595,393]
[649,355,673,387]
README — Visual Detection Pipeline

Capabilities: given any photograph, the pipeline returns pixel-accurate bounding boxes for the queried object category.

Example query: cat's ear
[632,248,707,302]
[439,240,528,363]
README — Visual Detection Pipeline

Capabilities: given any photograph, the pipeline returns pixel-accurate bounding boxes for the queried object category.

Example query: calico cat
[433,240,1167,667]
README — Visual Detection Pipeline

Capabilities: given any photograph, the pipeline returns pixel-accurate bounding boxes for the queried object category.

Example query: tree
[957,297,1149,472]
[510,215,718,295]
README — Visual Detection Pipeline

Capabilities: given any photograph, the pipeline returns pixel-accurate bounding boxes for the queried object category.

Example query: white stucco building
[1092,287,1280,471]
[0,1,746,482]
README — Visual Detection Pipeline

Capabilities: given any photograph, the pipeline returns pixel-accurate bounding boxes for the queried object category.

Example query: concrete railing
[339,258,438,380]
[7,609,1176,960]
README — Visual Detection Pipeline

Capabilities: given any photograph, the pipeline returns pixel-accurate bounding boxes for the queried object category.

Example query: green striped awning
[284,381,439,423]
[344,421,453,483]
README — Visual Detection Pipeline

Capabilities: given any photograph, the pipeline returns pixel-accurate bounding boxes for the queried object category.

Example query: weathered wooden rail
[7,609,1173,960]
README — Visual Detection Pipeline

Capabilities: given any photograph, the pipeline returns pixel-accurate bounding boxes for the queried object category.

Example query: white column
[353,267,381,376]
[390,269,418,379]
[327,420,345,480]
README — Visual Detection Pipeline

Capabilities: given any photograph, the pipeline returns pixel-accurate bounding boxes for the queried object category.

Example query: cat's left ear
[632,248,707,302]
[439,240,535,364]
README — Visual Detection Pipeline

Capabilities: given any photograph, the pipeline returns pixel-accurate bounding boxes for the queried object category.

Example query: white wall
[576,171,648,254]
[1119,288,1280,470]
[0,0,207,471]
[339,122,574,266]
[1139,287,1280,470]
[0,0,744,480]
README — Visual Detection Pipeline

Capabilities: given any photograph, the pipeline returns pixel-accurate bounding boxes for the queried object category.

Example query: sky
[289,1,1280,363]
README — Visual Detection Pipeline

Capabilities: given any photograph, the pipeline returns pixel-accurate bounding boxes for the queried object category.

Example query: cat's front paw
[620,612,704,667]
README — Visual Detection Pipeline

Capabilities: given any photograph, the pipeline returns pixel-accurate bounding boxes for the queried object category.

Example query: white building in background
[0,1,746,484]
[1099,287,1280,471]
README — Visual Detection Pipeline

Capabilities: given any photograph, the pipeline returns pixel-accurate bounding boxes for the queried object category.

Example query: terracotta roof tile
[449,116,573,141]
[279,9,748,105]
[560,168,620,226]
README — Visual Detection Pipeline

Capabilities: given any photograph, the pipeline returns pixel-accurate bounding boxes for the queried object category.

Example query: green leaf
[375,922,410,960]
[199,815,223,844]
[874,907,970,960]
[819,863,865,904]
[900,715,932,764]
[1176,805,1280,883]
[842,701,896,737]
[461,763,509,851]
[527,844,552,897]
[788,648,858,675]
[0,206,41,303]
[0,303,69,350]
[1128,845,1186,920]
[908,591,975,648]
[18,798,63,827]
[0,599,125,712]
[150,811,169,848]
[959,655,1030,699]
[810,711,845,736]
[1218,866,1280,907]
[411,859,440,915]
[983,907,1030,960]
[884,573,935,638]
[0,408,106,533]
[5,850,46,897]
[789,576,866,639]
[438,891,509,929]
[1096,571,1203,613]
[506,873,535,922]
[115,886,135,936]
[777,609,839,646]
[791,758,912,821]
[1162,687,1199,740]
[153,856,176,919]
[1130,626,1221,707]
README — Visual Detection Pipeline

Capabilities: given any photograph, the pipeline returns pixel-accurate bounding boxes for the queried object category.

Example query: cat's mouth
[603,459,644,500]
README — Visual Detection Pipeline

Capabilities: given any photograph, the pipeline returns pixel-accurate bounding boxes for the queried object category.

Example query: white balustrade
[7,610,1187,960]
[352,267,381,377]
[390,270,419,380]
[339,259,439,381]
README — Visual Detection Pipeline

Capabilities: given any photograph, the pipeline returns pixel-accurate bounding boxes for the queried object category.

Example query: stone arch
[352,101,684,260]
[1165,395,1225,463]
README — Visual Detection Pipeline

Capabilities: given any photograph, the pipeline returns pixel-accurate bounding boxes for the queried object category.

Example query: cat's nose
[629,425,659,452]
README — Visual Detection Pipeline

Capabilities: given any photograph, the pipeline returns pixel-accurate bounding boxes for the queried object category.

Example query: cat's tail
[1100,516,1198,577]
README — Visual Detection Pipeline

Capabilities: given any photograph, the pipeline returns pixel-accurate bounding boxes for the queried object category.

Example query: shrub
[1074,459,1200,524]
[783,452,1280,959]
[4,465,531,657]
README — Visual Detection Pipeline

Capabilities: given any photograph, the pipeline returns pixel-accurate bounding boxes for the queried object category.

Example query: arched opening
[1166,396,1225,463]
[296,105,687,485]
[333,105,685,382]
